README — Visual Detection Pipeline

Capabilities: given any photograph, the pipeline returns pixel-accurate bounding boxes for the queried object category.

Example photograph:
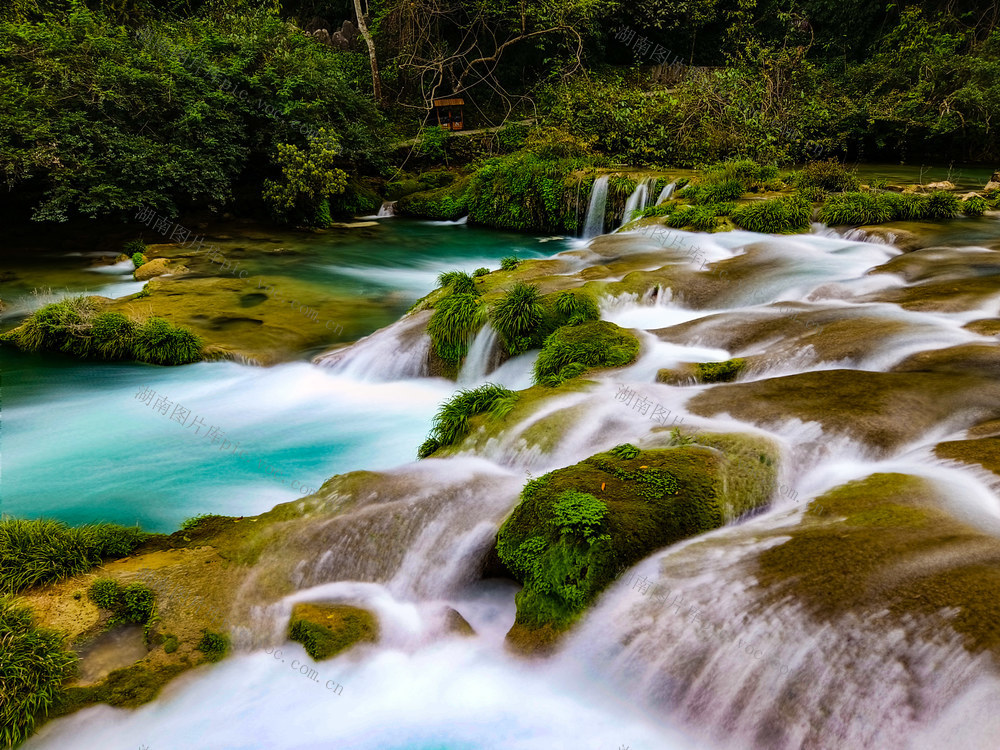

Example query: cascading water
[376,200,397,218]
[619,176,658,228]
[314,311,432,381]
[457,324,500,384]
[656,181,677,204]
[583,175,610,239]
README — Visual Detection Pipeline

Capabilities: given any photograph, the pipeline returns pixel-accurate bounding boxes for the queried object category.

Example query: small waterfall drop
[376,201,397,218]
[656,181,677,204]
[583,175,610,239]
[457,324,499,385]
[314,311,431,381]
[619,176,658,228]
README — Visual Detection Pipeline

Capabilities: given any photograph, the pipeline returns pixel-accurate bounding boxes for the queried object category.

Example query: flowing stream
[10,198,1000,748]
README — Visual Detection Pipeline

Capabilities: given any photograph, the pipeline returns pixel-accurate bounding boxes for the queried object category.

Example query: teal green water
[1,219,569,531]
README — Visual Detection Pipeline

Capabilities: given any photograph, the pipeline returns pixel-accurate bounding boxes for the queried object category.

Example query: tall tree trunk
[352,0,382,105]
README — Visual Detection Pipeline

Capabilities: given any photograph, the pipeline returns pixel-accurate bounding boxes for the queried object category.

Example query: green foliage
[88,579,156,625]
[288,608,377,661]
[123,240,146,256]
[263,129,349,227]
[179,513,223,531]
[0,518,146,595]
[466,152,597,233]
[396,178,469,220]
[664,204,720,231]
[820,190,961,225]
[609,443,640,460]
[436,270,477,295]
[553,290,599,324]
[417,437,442,459]
[196,630,229,661]
[130,252,147,269]
[491,282,546,356]
[427,292,487,364]
[473,267,490,277]
[731,195,811,233]
[88,578,121,610]
[0,597,77,748]
[962,195,988,217]
[922,190,961,219]
[162,634,179,654]
[794,159,859,192]
[696,358,746,383]
[415,126,450,162]
[3,299,202,365]
[533,321,640,387]
[549,490,608,543]
[680,179,744,204]
[500,255,521,271]
[0,8,388,222]
[419,384,518,455]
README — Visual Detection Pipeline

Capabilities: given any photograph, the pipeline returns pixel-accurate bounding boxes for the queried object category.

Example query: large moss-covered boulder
[288,602,378,661]
[533,320,639,387]
[497,435,778,652]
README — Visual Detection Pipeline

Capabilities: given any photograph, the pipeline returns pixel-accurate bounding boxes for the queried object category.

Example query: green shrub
[417,437,442,459]
[88,578,121,611]
[962,195,988,217]
[123,240,146,256]
[396,178,469,221]
[120,583,156,624]
[922,190,960,219]
[419,384,518,454]
[415,126,450,162]
[0,597,77,748]
[533,321,640,387]
[90,312,138,360]
[731,195,811,233]
[196,630,229,662]
[132,317,203,365]
[796,186,827,202]
[427,292,487,364]
[664,204,719,231]
[491,282,546,356]
[0,519,147,594]
[473,267,490,277]
[632,203,678,220]
[500,255,521,271]
[682,179,744,205]
[436,270,477,295]
[550,490,609,543]
[819,192,893,225]
[702,160,780,191]
[795,159,859,192]
[131,252,147,269]
[553,290,600,324]
[696,358,747,383]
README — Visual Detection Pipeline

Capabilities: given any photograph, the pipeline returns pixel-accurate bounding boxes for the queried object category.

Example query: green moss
[131,252,147,269]
[195,630,229,661]
[497,437,777,636]
[533,320,640,387]
[287,603,378,661]
[51,663,185,715]
[695,358,746,383]
[87,578,156,625]
[162,634,179,654]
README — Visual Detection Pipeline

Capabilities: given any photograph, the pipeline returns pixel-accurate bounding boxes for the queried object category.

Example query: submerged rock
[288,602,378,661]
[133,257,173,280]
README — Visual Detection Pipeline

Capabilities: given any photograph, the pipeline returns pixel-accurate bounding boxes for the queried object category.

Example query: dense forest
[1,0,998,225]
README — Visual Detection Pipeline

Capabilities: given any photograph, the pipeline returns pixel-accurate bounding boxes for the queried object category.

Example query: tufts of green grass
[132,317,203,366]
[819,192,893,225]
[553,290,599,324]
[87,578,156,625]
[0,518,147,595]
[793,158,859,192]
[922,190,961,219]
[473,267,490,277]
[500,255,521,271]
[664,204,720,231]
[962,195,988,217]
[0,597,78,748]
[418,383,518,456]
[731,195,811,234]
[436,270,477,295]
[491,282,547,356]
[196,630,230,661]
[609,443,640,459]
[427,291,487,364]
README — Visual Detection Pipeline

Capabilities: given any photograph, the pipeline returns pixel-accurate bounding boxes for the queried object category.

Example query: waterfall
[619,176,658,228]
[313,311,431,381]
[656,181,677,204]
[457,324,500,385]
[583,175,610,239]
[376,201,397,218]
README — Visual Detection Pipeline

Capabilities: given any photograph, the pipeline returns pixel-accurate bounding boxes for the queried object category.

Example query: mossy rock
[51,663,186,718]
[288,602,378,661]
[755,473,1000,657]
[695,357,746,383]
[935,436,1000,477]
[534,320,640,387]
[497,436,777,649]
[133,257,172,281]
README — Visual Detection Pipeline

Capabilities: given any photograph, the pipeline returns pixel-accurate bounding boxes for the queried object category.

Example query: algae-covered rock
[133,258,172,280]
[288,602,378,661]
[497,436,778,650]
[935,436,1000,478]
[533,320,640,387]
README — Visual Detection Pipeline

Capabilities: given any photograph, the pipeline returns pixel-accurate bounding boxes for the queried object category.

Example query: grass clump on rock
[427,290,487,365]
[497,437,778,650]
[533,321,640,387]
[820,189,961,226]
[396,177,469,221]
[87,578,156,625]
[0,518,147,595]
[0,597,77,748]
[491,282,547,355]
[1,297,203,365]
[288,603,378,661]
[195,630,230,662]
[731,195,811,234]
[793,158,859,193]
[417,383,518,458]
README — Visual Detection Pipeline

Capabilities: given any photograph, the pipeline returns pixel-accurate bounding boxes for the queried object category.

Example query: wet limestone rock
[133,258,172,280]
[497,435,778,653]
[288,602,378,660]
